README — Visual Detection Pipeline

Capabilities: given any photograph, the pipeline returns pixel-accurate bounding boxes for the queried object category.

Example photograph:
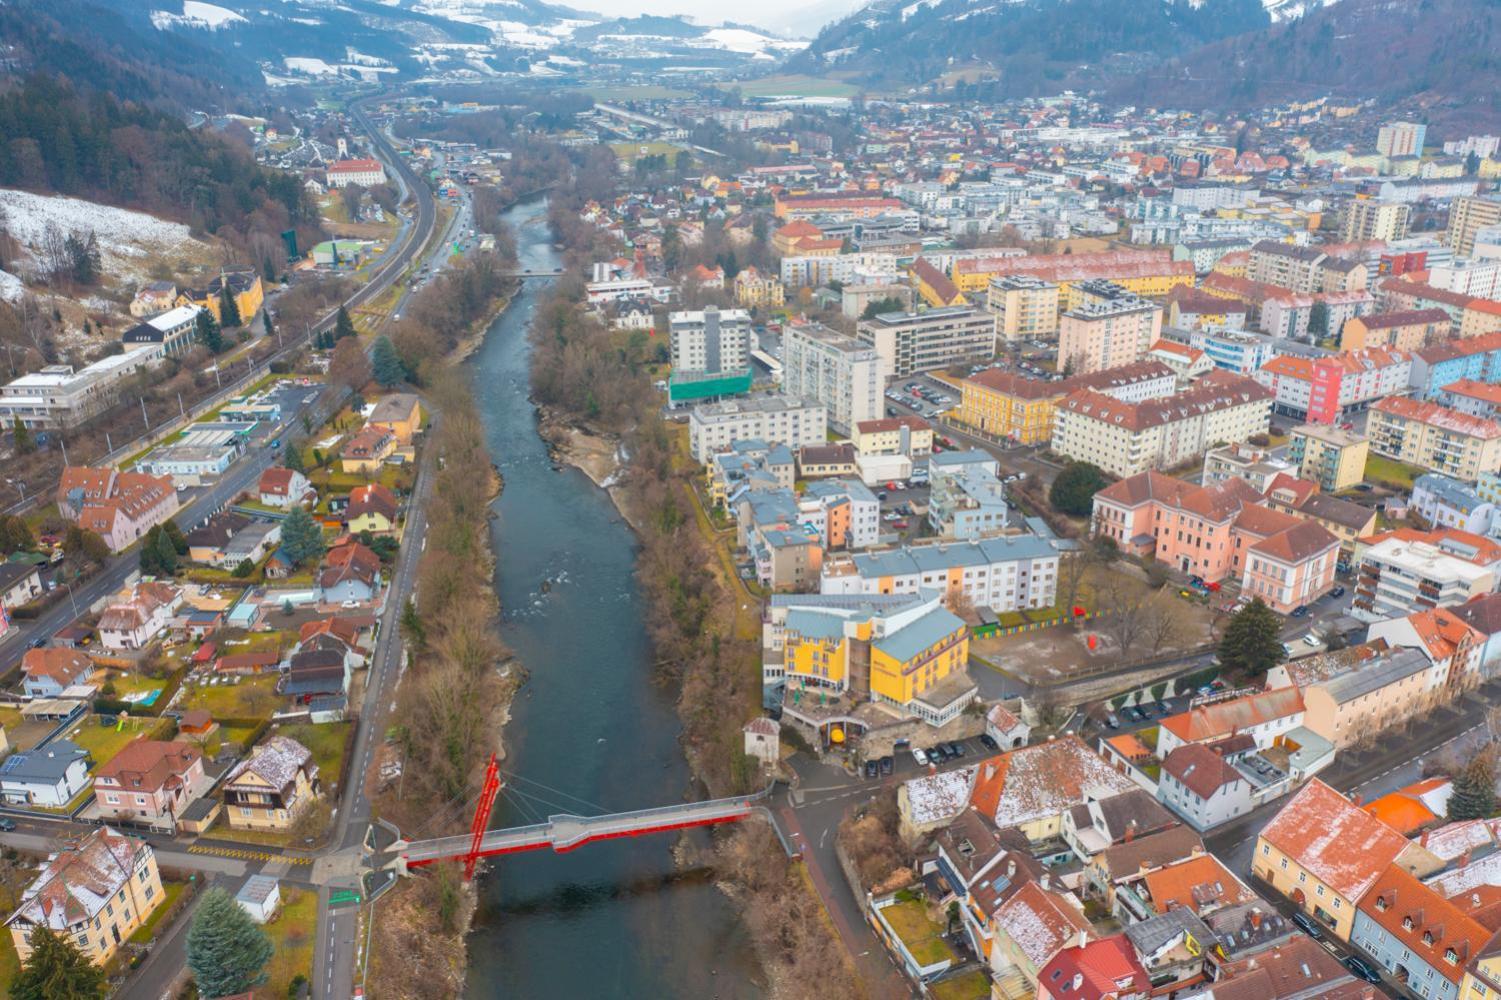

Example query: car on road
[0,818,15,832]
[892,520,909,530]
[912,747,929,766]
[879,756,894,776]
[27,636,47,649]
[1302,634,1320,647]
[1291,912,1323,940]
[1329,585,1346,598]
[1291,605,1310,617]
[864,760,879,779]
[1105,712,1120,729]
[1343,956,1381,983]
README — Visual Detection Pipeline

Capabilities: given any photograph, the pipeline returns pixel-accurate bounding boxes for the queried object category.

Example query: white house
[258,468,315,509]
[97,582,182,652]
[1156,743,1256,831]
[0,741,91,806]
[234,875,281,924]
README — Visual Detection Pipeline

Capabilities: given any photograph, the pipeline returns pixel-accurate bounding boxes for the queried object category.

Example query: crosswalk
[187,844,314,865]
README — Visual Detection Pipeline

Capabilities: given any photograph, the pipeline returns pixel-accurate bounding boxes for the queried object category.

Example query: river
[462,197,766,997]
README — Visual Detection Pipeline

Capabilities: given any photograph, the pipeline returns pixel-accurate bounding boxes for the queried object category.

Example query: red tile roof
[1258,779,1412,900]
[1358,863,1490,984]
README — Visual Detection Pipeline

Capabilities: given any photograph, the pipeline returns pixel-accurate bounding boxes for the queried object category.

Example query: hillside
[1111,0,1501,129]
[787,0,1270,95]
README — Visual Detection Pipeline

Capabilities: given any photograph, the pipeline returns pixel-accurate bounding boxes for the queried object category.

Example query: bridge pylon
[464,753,502,880]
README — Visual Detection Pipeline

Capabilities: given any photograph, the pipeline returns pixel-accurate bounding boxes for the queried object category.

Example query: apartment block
[1377,121,1427,158]
[951,361,1176,445]
[1246,242,1368,295]
[0,347,164,430]
[1340,309,1450,352]
[781,321,883,435]
[667,305,753,403]
[951,248,1193,301]
[1340,199,1412,243]
[1058,291,1164,377]
[856,306,997,378]
[688,395,827,464]
[820,534,1064,615]
[986,275,1060,343]
[1288,424,1370,492]
[1254,348,1411,424]
[1446,195,1501,256]
[1368,396,1501,480]
[1352,528,1501,621]
[1052,371,1273,478]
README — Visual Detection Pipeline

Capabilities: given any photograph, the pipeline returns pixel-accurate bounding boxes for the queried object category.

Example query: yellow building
[1460,951,1501,999]
[1369,396,1501,480]
[953,369,1064,445]
[734,267,785,309]
[223,736,322,831]
[1288,424,1370,493]
[366,393,424,445]
[179,270,265,326]
[7,828,163,967]
[781,609,867,692]
[987,275,1059,343]
[912,258,967,308]
[340,426,397,474]
[951,251,1193,301]
[868,606,969,713]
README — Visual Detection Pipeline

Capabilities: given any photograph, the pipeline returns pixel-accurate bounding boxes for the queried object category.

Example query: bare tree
[1098,575,1150,657]
[1142,592,1186,654]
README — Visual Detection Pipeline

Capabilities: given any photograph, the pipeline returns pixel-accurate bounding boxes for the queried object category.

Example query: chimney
[1250,908,1263,929]
[1040,873,1051,892]
[1124,821,1137,843]
[1007,859,1016,879]
[1460,848,1473,868]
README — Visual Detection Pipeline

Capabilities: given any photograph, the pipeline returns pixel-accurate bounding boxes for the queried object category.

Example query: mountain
[1112,0,1501,126]
[787,0,1271,95]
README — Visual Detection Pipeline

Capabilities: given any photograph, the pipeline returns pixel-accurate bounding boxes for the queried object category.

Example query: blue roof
[1,740,88,782]
[784,609,847,641]
[873,607,965,663]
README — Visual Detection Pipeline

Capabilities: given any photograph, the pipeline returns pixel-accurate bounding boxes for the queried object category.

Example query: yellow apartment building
[952,369,1064,445]
[1288,424,1370,493]
[987,275,1059,343]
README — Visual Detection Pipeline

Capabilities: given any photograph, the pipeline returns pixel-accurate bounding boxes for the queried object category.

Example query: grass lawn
[0,706,22,731]
[262,887,318,998]
[127,881,187,945]
[100,670,169,700]
[607,140,685,164]
[929,971,991,1000]
[277,722,351,794]
[179,674,282,720]
[0,930,18,995]
[1364,453,1424,488]
[878,899,956,968]
[719,74,860,99]
[64,715,168,766]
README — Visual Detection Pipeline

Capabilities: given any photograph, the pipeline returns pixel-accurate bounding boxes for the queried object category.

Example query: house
[222,521,282,570]
[222,736,320,830]
[990,880,1093,988]
[1116,851,1254,923]
[1155,687,1306,757]
[1206,934,1373,999]
[92,738,207,828]
[297,616,372,666]
[928,811,1045,961]
[20,648,93,699]
[1085,825,1206,912]
[1368,605,1487,696]
[0,741,91,806]
[0,563,43,612]
[235,875,281,924]
[365,394,423,444]
[340,426,396,474]
[56,467,179,553]
[98,581,182,651]
[258,468,315,509]
[1122,907,1220,995]
[317,539,382,605]
[130,281,178,318]
[1036,935,1150,1000]
[1157,742,1256,831]
[5,827,163,967]
[1061,789,1178,860]
[186,511,252,566]
[346,483,398,535]
[1254,779,1442,941]
[1352,863,1489,1000]
[985,704,1031,750]
[281,644,351,701]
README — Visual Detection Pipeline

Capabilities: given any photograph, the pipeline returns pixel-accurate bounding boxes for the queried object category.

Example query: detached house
[0,741,91,806]
[340,427,396,474]
[20,648,93,699]
[258,467,315,509]
[223,736,320,831]
[365,393,423,444]
[98,582,182,651]
[318,538,382,605]
[92,738,207,829]
[1157,742,1255,831]
[346,483,398,535]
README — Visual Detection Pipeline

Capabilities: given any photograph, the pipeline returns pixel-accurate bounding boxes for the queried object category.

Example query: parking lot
[858,732,999,780]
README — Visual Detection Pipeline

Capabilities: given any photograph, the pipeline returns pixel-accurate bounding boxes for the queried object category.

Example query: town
[1,7,1501,1000]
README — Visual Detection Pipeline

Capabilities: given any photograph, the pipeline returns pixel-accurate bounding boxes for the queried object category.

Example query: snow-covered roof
[902,765,977,828]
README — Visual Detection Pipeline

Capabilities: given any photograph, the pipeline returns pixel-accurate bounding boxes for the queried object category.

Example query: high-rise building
[1341,199,1412,243]
[1446,195,1501,256]
[1057,286,1164,376]
[667,305,753,404]
[781,322,882,435]
[987,275,1060,343]
[1376,121,1427,158]
[855,306,996,378]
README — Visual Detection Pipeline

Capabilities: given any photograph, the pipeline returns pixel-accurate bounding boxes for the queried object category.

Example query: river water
[462,198,765,997]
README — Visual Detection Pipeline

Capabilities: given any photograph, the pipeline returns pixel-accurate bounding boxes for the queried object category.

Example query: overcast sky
[576,0,862,38]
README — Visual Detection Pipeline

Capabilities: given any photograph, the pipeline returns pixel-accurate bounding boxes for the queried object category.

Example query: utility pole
[139,396,150,431]
[178,393,186,420]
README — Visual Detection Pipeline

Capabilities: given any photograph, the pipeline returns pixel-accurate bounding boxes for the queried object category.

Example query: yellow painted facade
[869,621,968,705]
[1058,273,1192,311]
[1459,958,1501,999]
[10,836,164,967]
[953,380,1060,445]
[347,509,394,535]
[1252,835,1361,941]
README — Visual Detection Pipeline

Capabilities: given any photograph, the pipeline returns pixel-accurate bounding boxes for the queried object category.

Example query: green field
[180,674,282,720]
[263,887,317,998]
[607,140,687,164]
[128,881,187,945]
[1363,453,1424,489]
[63,715,168,767]
[278,722,352,795]
[719,74,860,99]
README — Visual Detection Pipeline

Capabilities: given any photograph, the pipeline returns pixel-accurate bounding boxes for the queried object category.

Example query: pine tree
[335,305,357,341]
[371,334,403,388]
[164,519,188,554]
[281,506,325,568]
[263,310,274,339]
[196,309,223,353]
[283,441,307,475]
[1049,461,1107,516]
[1218,598,1285,677]
[186,887,273,999]
[139,526,163,576]
[12,417,33,455]
[1448,750,1498,821]
[218,285,242,328]
[152,529,178,576]
[10,927,106,1000]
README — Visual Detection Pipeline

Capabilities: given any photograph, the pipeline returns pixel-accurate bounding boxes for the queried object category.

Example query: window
[1279,858,1288,870]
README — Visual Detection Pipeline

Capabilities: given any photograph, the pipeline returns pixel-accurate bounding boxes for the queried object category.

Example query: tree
[283,441,307,475]
[1307,300,1328,340]
[280,506,325,568]
[218,286,242,329]
[1218,598,1284,677]
[329,336,372,394]
[63,526,109,564]
[262,310,275,339]
[1448,749,1498,820]
[400,598,426,651]
[163,519,188,554]
[1049,461,1108,516]
[12,417,32,455]
[186,887,274,998]
[334,305,357,341]
[0,515,33,555]
[9,926,106,1000]
[371,335,403,388]
[151,529,178,575]
[196,309,223,353]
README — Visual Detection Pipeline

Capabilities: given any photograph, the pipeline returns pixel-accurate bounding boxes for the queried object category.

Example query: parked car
[864,760,879,779]
[1344,956,1381,983]
[1302,634,1320,647]
[947,742,965,758]
[1291,912,1323,940]
[0,818,15,832]
[1330,585,1346,598]
[879,756,894,776]
[978,734,998,751]
[1105,712,1120,729]
[892,520,909,530]
[1291,605,1310,618]
[912,747,929,767]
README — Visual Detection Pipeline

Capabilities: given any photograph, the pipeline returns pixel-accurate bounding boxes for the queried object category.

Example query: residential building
[0,563,42,614]
[1157,743,1255,831]
[325,157,385,188]
[20,648,92,699]
[1294,646,1438,747]
[258,467,315,509]
[821,533,1063,614]
[0,741,91,807]
[1201,443,1296,492]
[186,510,252,566]
[1053,371,1273,479]
[910,257,968,309]
[1188,326,1276,375]
[317,538,382,605]
[856,307,996,378]
[56,467,179,553]
[1408,330,1501,400]
[1341,199,1412,243]
[1058,291,1165,376]
[1246,242,1368,295]
[990,881,1093,988]
[781,322,882,434]
[733,266,784,309]
[1341,309,1451,352]
[1368,605,1488,695]
[853,415,932,458]
[1208,934,1372,998]
[1254,779,1441,941]
[951,370,1062,445]
[1378,122,1427,158]
[987,274,1060,343]
[1439,379,1501,420]
[5,827,163,967]
[1061,789,1178,861]
[968,736,1140,843]
[1288,424,1370,492]
[1168,288,1250,329]
[339,426,397,474]
[1254,349,1411,424]
[688,396,827,464]
[0,347,165,430]
[951,248,1193,302]
[121,305,202,358]
[926,451,1009,540]
[1156,687,1307,758]
[1352,864,1487,1000]
[222,736,321,831]
[1353,528,1501,621]
[1411,474,1498,534]
[1446,195,1501,256]
[129,281,177,318]
[366,393,424,444]
[668,306,753,404]
[1145,339,1216,383]
[178,270,263,326]
[92,739,206,828]
[802,478,880,550]
[711,440,796,508]
[1368,397,1501,480]
[1036,936,1150,1000]
[98,581,182,651]
[796,442,858,479]
[346,483,399,534]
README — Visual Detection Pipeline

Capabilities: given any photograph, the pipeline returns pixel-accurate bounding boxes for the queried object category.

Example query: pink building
[93,739,207,828]
[57,467,179,553]
[1093,470,1340,613]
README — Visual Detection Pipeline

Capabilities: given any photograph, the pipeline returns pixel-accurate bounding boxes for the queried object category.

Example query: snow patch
[150,1,247,30]
[0,270,23,303]
[0,188,202,284]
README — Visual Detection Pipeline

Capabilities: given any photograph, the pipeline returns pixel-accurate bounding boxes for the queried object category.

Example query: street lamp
[62,579,79,619]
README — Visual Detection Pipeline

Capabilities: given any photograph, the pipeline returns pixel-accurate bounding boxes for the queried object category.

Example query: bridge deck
[402,795,755,867]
